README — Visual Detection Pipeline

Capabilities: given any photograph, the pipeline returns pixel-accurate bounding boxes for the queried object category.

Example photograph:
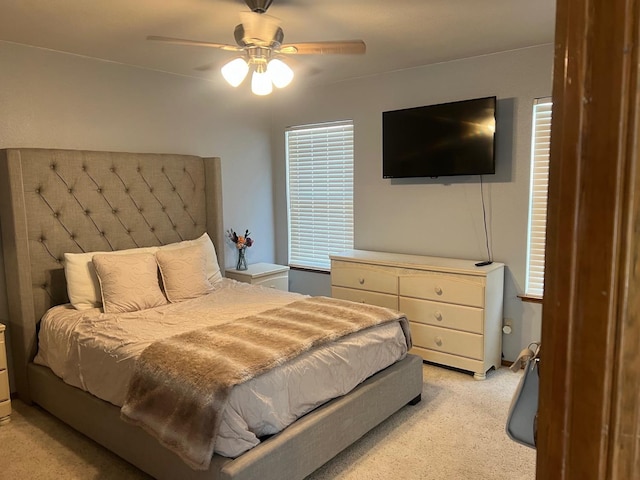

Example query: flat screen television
[382,96,497,178]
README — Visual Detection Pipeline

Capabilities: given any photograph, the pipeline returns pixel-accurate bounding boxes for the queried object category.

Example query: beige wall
[0,41,276,387]
[270,45,553,361]
[0,40,279,267]
[0,40,551,377]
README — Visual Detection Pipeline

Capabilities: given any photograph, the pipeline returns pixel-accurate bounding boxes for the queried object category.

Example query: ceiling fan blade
[279,40,366,55]
[147,35,243,52]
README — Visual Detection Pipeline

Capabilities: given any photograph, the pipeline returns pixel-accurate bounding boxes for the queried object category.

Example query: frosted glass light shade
[221,58,249,87]
[251,70,273,96]
[267,59,294,88]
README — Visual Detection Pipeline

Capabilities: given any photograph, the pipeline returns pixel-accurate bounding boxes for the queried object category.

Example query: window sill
[289,266,331,275]
[518,294,543,304]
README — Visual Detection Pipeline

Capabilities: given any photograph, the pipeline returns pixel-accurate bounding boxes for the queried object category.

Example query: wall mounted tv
[382,96,497,178]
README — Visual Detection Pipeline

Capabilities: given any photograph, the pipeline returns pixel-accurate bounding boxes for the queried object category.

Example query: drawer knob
[435,336,443,347]
[358,277,365,285]
[434,311,443,321]
[434,286,443,295]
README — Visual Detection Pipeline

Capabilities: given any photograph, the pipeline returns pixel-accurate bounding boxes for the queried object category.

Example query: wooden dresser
[330,250,504,380]
[0,323,11,424]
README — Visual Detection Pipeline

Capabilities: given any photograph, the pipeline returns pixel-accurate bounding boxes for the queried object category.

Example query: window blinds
[526,99,552,297]
[286,121,354,271]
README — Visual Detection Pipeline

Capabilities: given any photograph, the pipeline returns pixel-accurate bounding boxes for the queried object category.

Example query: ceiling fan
[147,0,366,95]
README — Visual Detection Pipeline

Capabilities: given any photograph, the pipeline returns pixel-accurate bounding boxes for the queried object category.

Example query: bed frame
[0,148,423,480]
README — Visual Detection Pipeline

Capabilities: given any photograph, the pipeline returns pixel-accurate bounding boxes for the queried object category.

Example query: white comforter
[34,279,408,457]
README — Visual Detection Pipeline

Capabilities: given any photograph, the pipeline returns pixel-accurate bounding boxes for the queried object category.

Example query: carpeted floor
[0,364,536,479]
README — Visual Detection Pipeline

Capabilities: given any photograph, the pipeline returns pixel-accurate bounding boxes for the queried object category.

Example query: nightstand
[0,323,11,424]
[225,262,290,291]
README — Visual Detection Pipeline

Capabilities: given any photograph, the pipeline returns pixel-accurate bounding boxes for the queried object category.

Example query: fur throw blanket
[120,296,411,470]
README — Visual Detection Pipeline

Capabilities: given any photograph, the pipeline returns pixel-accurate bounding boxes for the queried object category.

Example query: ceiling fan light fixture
[221,57,249,87]
[251,69,273,95]
[148,0,367,95]
[267,58,294,88]
[245,0,274,14]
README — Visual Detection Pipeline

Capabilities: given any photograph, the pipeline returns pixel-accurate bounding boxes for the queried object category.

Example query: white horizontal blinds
[526,98,553,297]
[286,121,354,271]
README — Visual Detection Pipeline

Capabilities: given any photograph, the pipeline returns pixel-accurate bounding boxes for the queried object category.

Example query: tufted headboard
[0,148,225,399]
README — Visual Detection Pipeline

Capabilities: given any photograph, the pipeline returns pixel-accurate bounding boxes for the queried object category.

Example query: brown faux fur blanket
[120,296,411,470]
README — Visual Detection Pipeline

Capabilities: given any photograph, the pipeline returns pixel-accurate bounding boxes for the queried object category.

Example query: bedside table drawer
[0,328,5,371]
[400,297,483,334]
[254,274,288,291]
[0,370,9,402]
[0,399,10,420]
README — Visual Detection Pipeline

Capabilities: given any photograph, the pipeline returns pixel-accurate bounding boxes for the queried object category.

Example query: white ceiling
[0,0,556,87]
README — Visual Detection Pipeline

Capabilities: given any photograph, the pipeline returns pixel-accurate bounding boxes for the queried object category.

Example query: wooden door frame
[537,0,640,478]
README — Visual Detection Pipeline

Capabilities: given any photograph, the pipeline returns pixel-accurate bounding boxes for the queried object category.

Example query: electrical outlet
[502,318,513,335]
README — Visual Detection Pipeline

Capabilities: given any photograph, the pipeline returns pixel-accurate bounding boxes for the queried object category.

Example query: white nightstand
[225,262,290,291]
[0,323,11,425]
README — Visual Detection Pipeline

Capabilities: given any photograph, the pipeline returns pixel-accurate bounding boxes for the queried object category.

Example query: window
[286,121,354,271]
[525,98,552,297]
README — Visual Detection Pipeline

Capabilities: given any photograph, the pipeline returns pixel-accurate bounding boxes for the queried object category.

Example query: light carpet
[0,364,535,479]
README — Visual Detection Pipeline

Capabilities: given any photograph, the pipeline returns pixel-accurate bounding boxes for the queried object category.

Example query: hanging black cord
[480,175,493,262]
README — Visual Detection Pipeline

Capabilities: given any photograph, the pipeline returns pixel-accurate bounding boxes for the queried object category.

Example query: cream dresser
[330,250,504,380]
[225,262,290,291]
[0,323,11,424]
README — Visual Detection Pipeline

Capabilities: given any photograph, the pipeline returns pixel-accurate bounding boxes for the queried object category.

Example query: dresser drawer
[331,261,397,294]
[332,286,398,310]
[400,297,483,334]
[0,370,9,402]
[410,346,484,375]
[399,273,485,307]
[253,273,288,291]
[410,323,483,360]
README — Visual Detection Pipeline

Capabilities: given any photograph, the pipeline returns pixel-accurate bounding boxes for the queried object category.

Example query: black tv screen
[383,96,496,178]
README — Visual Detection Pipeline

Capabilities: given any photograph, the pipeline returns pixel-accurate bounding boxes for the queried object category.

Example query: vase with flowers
[227,228,254,271]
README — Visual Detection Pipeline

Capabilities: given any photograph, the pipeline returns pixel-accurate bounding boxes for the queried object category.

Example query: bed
[0,148,423,480]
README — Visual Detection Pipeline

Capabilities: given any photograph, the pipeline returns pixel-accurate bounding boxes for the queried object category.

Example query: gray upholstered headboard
[0,148,225,400]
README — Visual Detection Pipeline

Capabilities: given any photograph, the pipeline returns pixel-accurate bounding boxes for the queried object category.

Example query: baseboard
[502,359,523,369]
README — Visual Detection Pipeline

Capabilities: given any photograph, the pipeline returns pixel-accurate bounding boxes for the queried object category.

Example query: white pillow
[64,233,221,310]
[156,243,214,303]
[65,246,159,310]
[157,233,223,285]
[92,253,168,314]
